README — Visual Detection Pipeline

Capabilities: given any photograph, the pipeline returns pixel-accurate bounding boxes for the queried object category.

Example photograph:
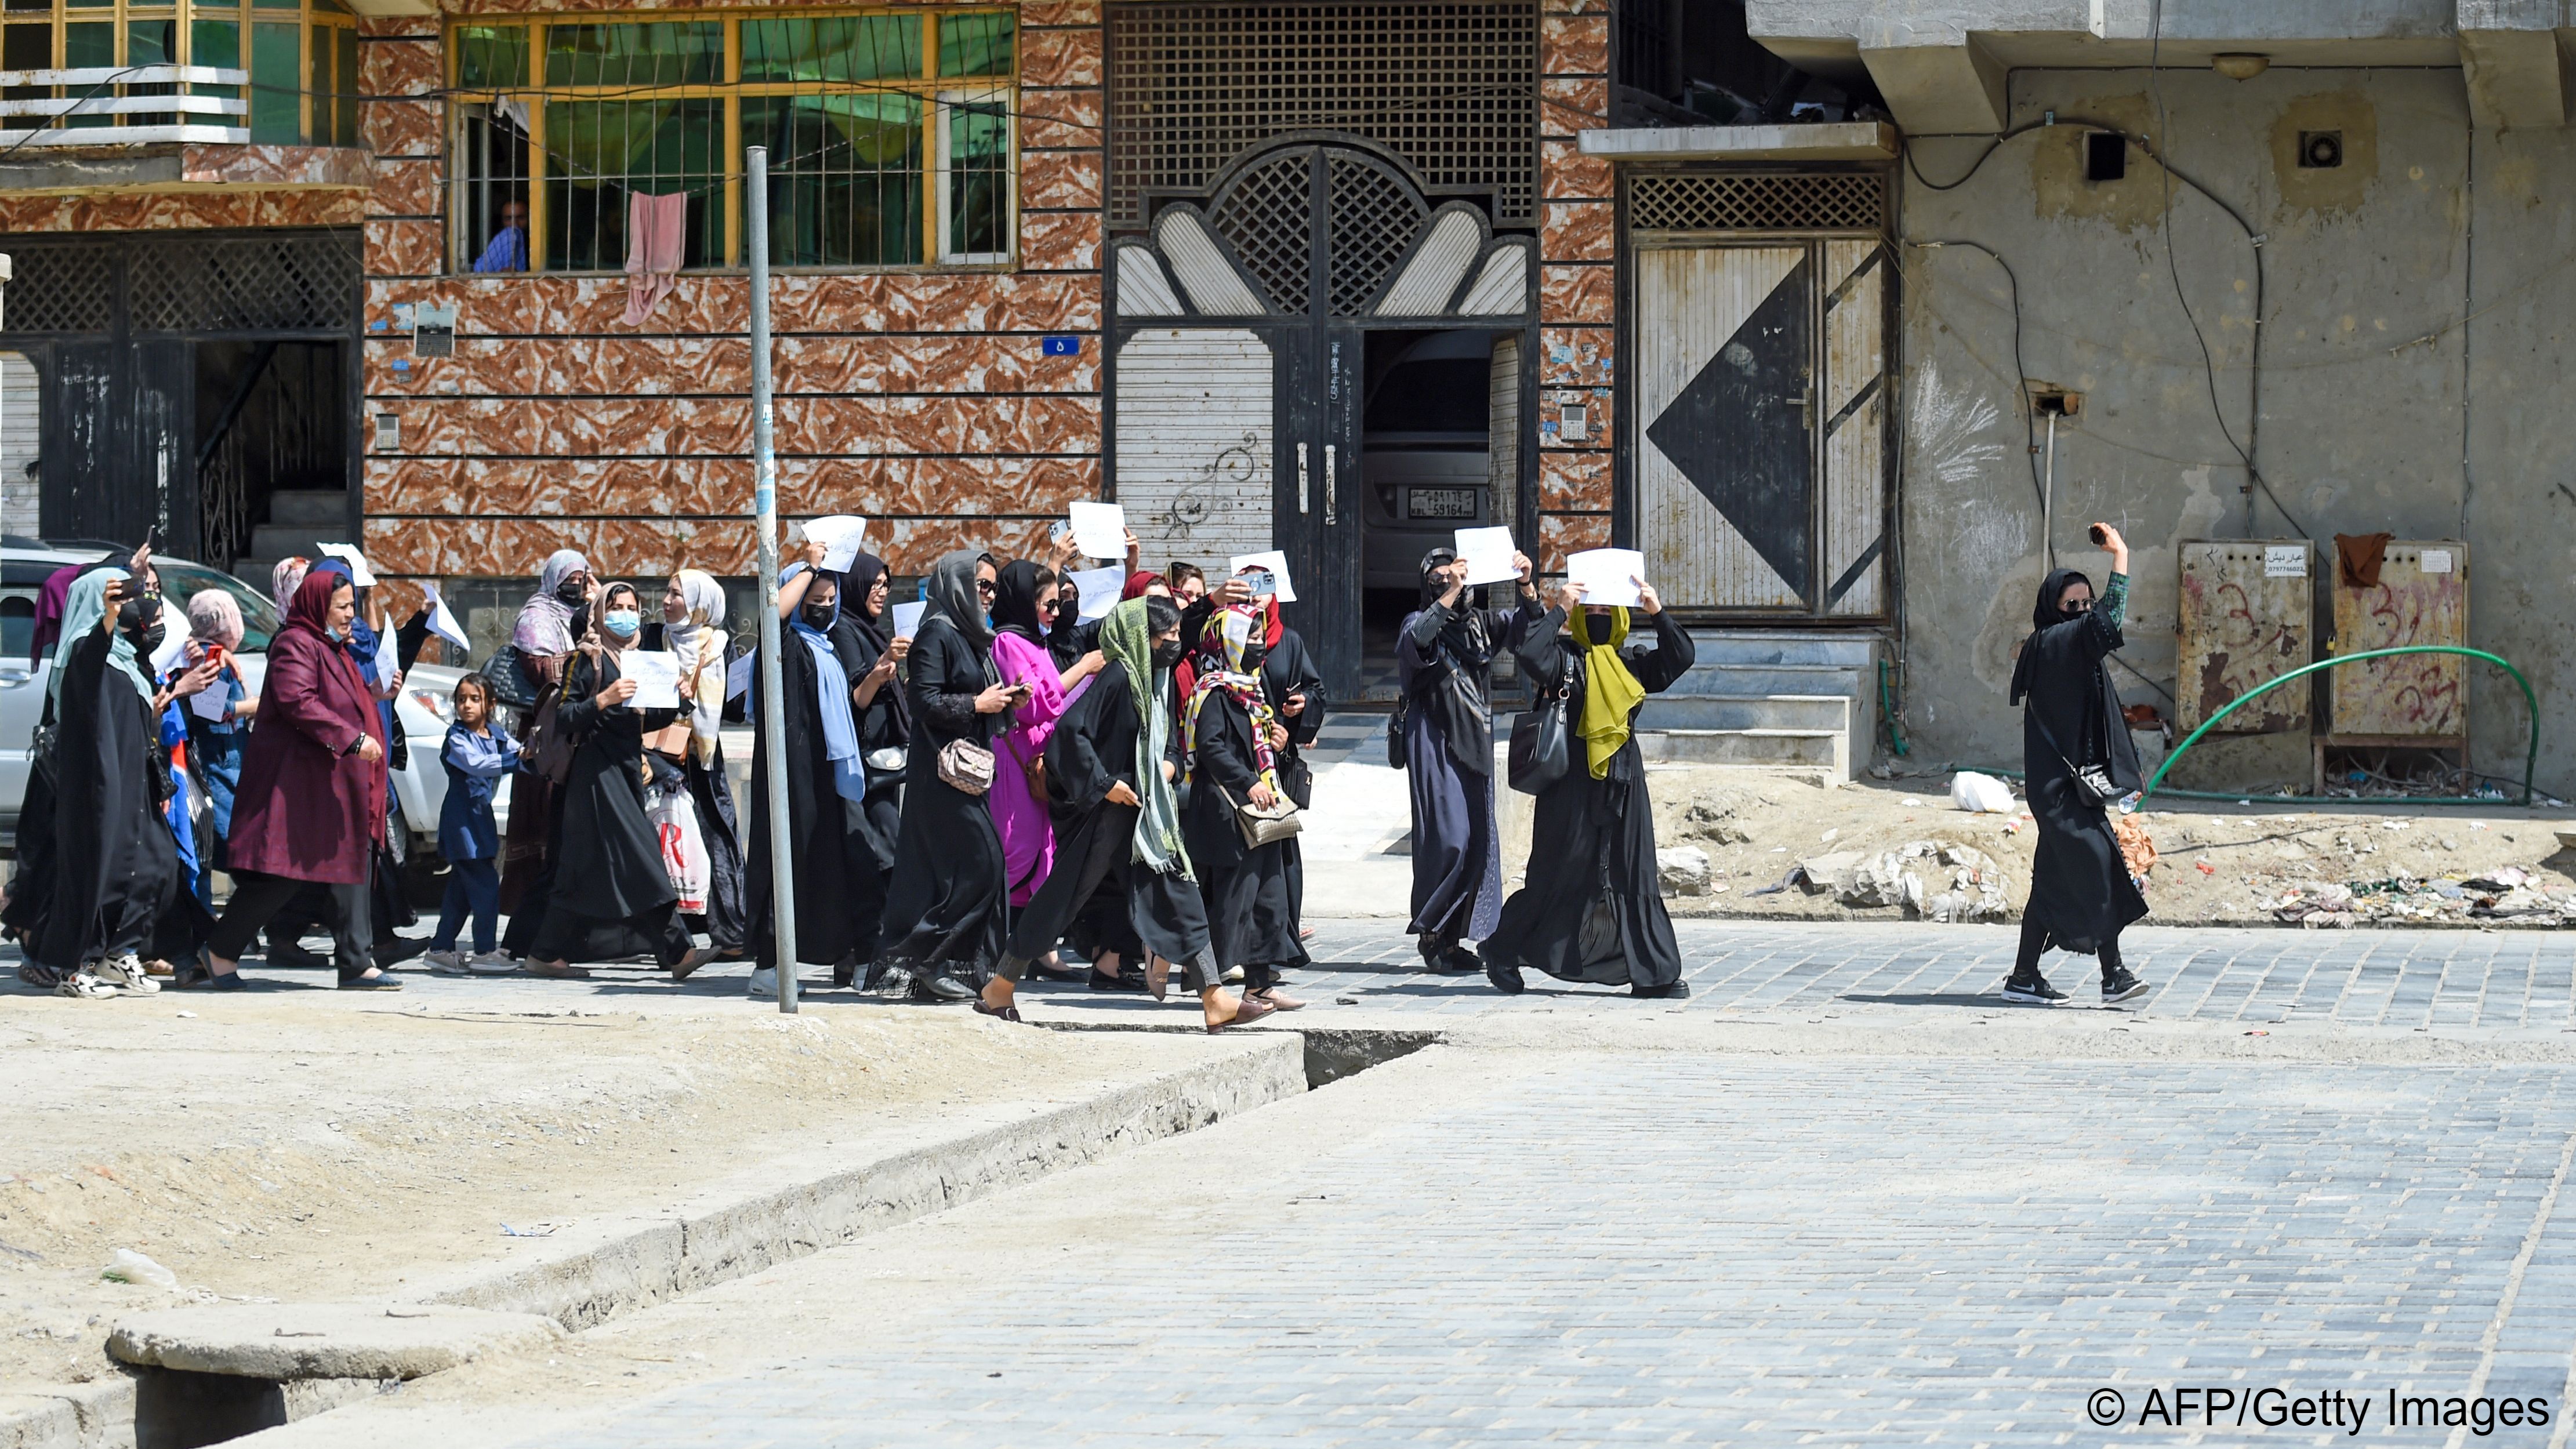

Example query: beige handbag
[937,737,996,796]
[1215,781,1302,849]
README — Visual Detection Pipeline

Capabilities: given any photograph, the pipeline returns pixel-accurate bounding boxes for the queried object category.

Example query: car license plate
[1408,488,1476,520]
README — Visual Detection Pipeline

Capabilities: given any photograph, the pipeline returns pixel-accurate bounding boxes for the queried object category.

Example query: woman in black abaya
[982,597,1272,1031]
[836,551,911,982]
[1181,602,1309,1001]
[646,569,746,961]
[1396,546,1541,974]
[1246,586,1327,924]
[527,583,719,980]
[879,550,1017,1001]
[2006,526,2151,1005]
[743,558,888,991]
[1479,575,1695,998]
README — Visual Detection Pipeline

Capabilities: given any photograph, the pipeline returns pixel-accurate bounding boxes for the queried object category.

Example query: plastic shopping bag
[650,789,710,913]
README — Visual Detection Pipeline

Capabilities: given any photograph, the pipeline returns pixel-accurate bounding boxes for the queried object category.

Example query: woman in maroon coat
[182,571,400,990]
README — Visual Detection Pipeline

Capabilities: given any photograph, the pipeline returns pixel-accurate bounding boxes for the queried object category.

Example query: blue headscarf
[782,564,866,804]
[50,567,153,709]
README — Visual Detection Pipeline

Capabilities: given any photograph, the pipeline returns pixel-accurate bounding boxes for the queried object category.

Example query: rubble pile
[1791,841,2011,923]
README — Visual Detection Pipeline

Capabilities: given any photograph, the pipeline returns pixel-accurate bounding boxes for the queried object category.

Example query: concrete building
[0,0,2563,794]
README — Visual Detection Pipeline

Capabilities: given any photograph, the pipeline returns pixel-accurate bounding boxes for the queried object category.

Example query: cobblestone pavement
[300,1048,2576,1448]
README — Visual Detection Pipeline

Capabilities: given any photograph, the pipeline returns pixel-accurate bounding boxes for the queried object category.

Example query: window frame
[444,6,1021,277]
[0,0,357,145]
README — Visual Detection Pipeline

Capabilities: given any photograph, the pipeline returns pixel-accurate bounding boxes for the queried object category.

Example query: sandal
[1207,994,1277,1033]
[1251,986,1305,1012]
[972,999,1024,1023]
[1144,956,1171,1002]
[528,961,592,980]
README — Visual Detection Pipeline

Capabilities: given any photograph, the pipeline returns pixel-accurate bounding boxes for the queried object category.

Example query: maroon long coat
[224,608,387,885]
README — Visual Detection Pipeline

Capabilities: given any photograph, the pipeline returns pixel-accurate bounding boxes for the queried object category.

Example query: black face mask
[119,594,164,657]
[800,602,836,631]
[1151,641,1185,670]
[556,579,587,606]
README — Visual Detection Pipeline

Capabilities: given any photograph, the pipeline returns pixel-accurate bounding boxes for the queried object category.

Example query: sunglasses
[975,580,996,596]
[2062,595,2095,612]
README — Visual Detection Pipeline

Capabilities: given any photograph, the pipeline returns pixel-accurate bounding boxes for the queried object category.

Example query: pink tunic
[988,630,1070,905]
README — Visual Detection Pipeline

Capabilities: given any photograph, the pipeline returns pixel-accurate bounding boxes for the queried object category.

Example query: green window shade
[63,21,110,64]
[946,101,1007,257]
[453,24,527,89]
[308,21,328,133]
[333,25,355,142]
[249,20,297,139]
[744,92,922,267]
[127,19,172,62]
[251,0,296,13]
[190,19,239,68]
[65,0,109,13]
[540,96,720,271]
[543,21,719,88]
[739,16,918,83]
[937,13,1012,78]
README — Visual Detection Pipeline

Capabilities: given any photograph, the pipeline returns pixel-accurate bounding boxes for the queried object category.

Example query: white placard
[2420,549,2454,574]
[369,620,398,686]
[891,600,927,639]
[1068,501,1127,561]
[1227,550,1298,604]
[620,650,681,710]
[1070,565,1125,623]
[148,626,188,679]
[2263,544,2305,578]
[1454,526,1519,586]
[725,652,754,702]
[315,543,376,588]
[188,679,231,721]
[802,514,869,574]
[1566,548,1646,608]
[420,582,473,653]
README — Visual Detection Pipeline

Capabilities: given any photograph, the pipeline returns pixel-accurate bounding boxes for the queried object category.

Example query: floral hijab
[1182,602,1282,788]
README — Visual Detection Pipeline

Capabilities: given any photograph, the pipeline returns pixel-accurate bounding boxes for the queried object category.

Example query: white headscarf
[270,556,310,617]
[186,589,244,650]
[669,569,727,766]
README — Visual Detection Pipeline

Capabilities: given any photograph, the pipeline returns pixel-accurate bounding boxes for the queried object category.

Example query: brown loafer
[1144,956,1171,1002]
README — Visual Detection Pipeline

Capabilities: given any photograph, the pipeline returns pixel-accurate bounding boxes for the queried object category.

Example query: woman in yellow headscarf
[1479,571,1696,998]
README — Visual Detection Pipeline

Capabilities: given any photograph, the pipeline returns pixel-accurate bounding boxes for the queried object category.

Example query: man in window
[471,199,528,273]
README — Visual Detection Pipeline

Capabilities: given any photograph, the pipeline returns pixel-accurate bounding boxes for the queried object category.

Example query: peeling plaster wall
[1897,67,2574,796]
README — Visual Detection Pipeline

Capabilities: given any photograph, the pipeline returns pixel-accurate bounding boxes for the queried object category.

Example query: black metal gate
[0,230,360,559]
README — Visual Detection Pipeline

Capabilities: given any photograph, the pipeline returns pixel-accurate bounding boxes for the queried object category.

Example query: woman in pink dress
[988,560,1105,913]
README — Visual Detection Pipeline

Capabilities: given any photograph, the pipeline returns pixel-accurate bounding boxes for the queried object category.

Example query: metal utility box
[2314,542,2468,796]
[2176,539,2314,734]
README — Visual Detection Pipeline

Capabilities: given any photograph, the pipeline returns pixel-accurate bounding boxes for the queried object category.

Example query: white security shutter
[1112,328,1274,573]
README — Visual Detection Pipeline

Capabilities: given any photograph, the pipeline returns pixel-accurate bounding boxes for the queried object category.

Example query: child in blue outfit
[428,672,521,975]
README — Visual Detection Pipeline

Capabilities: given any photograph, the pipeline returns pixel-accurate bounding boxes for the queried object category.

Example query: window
[447,8,1017,273]
[0,0,355,143]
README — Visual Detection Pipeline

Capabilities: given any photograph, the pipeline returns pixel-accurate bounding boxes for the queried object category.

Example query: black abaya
[878,616,1009,979]
[1005,661,1209,972]
[1181,686,1306,983]
[1481,608,1695,990]
[2012,572,2149,954]
[528,649,694,966]
[1398,594,1540,943]
[1260,624,1327,919]
[742,623,886,969]
[34,631,182,971]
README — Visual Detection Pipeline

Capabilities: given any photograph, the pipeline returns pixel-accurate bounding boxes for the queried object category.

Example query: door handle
[1298,442,1310,515]
[1324,444,1337,526]
[1784,387,1812,427]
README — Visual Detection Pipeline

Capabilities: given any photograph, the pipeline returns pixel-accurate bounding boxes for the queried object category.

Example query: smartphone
[1240,569,1278,597]
[2087,524,2109,546]
[1048,521,1072,543]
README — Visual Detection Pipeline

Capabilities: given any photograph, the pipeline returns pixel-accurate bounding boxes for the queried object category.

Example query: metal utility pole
[746,147,797,1014]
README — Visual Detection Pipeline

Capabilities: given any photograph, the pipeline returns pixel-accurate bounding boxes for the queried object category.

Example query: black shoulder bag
[1507,653,1574,795]
[2027,702,2123,809]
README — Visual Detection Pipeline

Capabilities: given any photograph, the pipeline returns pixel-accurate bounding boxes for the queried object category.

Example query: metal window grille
[0,0,355,144]
[447,9,1018,274]
[1627,172,1886,233]
[1205,148,1312,313]
[1106,1,1539,231]
[0,241,117,333]
[128,233,360,331]
[1324,151,1427,315]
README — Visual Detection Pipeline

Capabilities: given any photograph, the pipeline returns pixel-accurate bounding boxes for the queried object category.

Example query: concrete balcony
[0,66,251,147]
[0,70,367,198]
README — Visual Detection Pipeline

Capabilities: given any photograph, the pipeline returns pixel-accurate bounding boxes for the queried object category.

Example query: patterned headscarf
[186,589,245,650]
[669,568,727,765]
[270,555,311,618]
[512,548,589,655]
[1182,602,1281,789]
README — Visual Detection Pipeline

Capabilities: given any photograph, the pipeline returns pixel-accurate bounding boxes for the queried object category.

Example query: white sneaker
[466,951,518,975]
[95,955,160,996]
[747,966,777,997]
[424,950,469,976]
[55,971,114,999]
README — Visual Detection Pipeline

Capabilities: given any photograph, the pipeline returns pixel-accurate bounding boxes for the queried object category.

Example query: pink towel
[621,191,688,326]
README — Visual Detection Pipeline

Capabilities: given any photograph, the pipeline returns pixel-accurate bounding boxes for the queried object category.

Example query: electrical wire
[1904,239,2044,517]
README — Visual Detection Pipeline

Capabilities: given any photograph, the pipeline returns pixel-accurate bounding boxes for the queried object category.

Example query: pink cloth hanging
[621,191,688,326]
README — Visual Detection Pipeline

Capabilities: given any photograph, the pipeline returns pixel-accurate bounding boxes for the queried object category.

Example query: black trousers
[2015,916,2123,980]
[210,873,372,980]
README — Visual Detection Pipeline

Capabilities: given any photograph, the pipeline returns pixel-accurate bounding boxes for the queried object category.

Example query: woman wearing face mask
[32,564,217,997]
[836,550,910,980]
[4,554,122,975]
[1180,602,1309,1009]
[1233,569,1328,930]
[645,569,747,962]
[525,583,720,980]
[748,549,894,994]
[879,550,1017,1001]
[498,549,594,950]
[1399,546,1542,975]
[1478,574,1695,998]
[987,560,1107,915]
[180,590,256,894]
[188,569,398,991]
[2006,527,2151,1005]
[983,597,1272,1030]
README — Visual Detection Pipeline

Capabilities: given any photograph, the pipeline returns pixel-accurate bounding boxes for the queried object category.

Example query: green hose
[2142,646,2539,807]
[1878,658,1910,758]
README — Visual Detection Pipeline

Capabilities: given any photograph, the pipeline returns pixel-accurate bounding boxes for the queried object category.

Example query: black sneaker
[2101,968,2150,1004]
[2001,974,2066,1004]
[1483,954,1525,995]
[1631,979,1690,1000]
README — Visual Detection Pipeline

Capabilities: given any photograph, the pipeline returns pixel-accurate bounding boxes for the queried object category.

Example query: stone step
[264,489,351,529]
[1637,693,1850,734]
[1635,726,1847,777]
[1664,662,1867,702]
[248,523,334,561]
[1679,630,1879,670]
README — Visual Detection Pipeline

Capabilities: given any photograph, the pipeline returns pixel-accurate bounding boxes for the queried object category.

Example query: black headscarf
[2009,568,2092,706]
[840,551,910,740]
[1417,546,1497,669]
[919,549,998,687]
[991,560,1050,645]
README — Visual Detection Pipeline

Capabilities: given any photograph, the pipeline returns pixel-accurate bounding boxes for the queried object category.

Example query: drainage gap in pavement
[1294,1028,1442,1089]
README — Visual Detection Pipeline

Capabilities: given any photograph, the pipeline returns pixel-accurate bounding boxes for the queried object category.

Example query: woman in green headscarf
[981,597,1271,1032]
[1479,572,1697,998]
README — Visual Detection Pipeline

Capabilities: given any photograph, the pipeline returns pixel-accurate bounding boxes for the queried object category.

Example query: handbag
[1214,780,1302,849]
[522,681,576,786]
[481,644,536,710]
[937,736,996,796]
[1507,658,1574,795]
[2027,705,2123,809]
[1385,698,1409,770]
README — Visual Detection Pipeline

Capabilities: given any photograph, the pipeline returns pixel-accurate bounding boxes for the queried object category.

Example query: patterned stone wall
[1534,0,1611,575]
[357,0,1105,591]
